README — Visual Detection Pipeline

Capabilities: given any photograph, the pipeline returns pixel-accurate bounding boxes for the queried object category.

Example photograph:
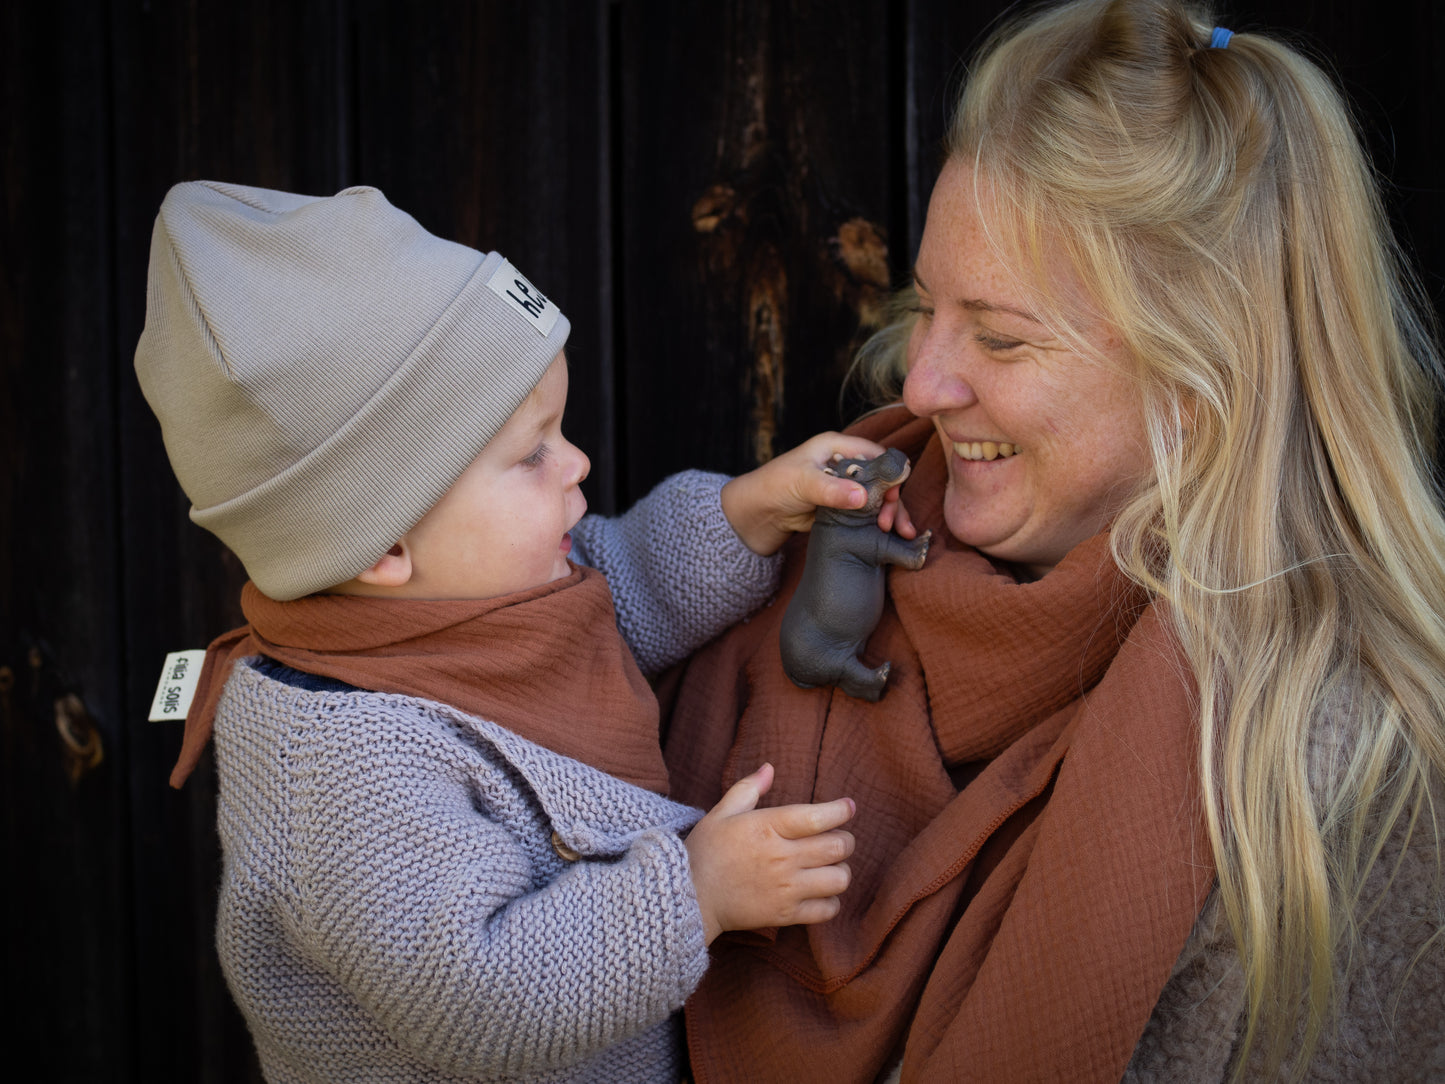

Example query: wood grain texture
[108,0,346,1078]
[617,1,894,501]
[1,3,130,1080]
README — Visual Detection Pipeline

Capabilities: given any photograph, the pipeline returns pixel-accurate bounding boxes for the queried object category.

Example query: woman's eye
[905,303,935,320]
[976,333,1024,352]
[521,444,550,468]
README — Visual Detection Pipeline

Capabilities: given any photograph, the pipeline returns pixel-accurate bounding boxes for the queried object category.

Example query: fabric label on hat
[486,259,560,336]
[148,649,207,721]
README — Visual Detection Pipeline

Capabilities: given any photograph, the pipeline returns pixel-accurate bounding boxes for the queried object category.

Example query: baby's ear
[354,541,414,588]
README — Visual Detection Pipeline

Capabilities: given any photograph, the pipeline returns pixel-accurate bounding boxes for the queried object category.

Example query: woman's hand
[685,764,855,944]
[720,431,919,556]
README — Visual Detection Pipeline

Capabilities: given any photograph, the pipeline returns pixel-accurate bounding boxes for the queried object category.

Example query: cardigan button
[550,830,581,862]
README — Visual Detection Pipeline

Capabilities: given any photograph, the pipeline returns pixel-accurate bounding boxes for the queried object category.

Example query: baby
[134,181,895,1082]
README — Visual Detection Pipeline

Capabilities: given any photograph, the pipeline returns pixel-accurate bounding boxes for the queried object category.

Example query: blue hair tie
[1210,26,1234,49]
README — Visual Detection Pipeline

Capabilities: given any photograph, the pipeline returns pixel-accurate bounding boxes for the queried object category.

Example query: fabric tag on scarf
[148,650,207,721]
[486,258,560,336]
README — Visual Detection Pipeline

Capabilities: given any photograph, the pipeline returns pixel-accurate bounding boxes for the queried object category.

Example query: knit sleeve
[285,700,710,1078]
[571,469,782,675]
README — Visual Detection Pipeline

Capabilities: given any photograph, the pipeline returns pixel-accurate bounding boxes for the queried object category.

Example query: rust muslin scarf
[663,407,1215,1083]
[172,564,668,794]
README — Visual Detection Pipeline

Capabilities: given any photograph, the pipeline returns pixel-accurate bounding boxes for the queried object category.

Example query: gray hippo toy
[779,448,932,701]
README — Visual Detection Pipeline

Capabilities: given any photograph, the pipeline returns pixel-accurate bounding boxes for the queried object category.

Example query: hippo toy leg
[781,647,891,702]
[837,658,891,702]
[877,530,931,571]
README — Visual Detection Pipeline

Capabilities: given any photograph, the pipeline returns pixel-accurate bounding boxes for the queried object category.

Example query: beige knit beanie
[134,180,570,600]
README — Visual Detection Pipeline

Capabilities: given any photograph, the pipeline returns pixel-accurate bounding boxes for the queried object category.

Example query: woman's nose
[902,325,977,417]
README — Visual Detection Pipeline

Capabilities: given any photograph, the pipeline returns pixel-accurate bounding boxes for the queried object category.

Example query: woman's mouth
[952,440,1021,462]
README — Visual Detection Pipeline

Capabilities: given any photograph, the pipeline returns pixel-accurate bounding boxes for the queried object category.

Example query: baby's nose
[570,443,591,486]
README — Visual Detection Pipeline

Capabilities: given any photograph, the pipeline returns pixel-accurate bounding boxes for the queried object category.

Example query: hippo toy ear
[823,467,839,476]
[845,463,863,477]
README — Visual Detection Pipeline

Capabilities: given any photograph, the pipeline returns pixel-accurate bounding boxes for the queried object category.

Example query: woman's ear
[354,540,414,588]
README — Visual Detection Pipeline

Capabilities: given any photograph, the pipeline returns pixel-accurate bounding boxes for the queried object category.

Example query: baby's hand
[685,763,855,944]
[720,431,918,556]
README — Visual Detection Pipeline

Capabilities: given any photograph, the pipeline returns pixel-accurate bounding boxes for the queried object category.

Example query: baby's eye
[521,443,550,468]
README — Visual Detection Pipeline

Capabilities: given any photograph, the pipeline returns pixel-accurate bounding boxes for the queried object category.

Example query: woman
[663,1,1445,1080]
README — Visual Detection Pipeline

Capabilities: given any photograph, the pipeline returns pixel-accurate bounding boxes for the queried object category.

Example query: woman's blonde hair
[860,0,1445,1075]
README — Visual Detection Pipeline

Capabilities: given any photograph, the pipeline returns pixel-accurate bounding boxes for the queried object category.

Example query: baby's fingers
[893,497,919,538]
[792,828,855,869]
[799,431,889,466]
[875,488,919,539]
[779,862,852,924]
[769,796,856,840]
[808,471,869,514]
[798,860,852,900]
[709,763,775,819]
[790,895,844,926]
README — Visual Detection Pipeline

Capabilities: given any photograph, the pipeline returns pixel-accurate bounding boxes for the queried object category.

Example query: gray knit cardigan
[212,471,781,1083]
[1123,732,1445,1081]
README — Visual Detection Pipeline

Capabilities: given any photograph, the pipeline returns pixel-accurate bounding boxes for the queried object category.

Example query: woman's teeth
[952,441,1019,462]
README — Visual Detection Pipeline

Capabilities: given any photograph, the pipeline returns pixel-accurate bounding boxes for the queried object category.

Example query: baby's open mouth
[952,441,1020,462]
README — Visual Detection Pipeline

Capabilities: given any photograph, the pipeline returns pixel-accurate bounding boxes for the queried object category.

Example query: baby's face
[401,352,590,599]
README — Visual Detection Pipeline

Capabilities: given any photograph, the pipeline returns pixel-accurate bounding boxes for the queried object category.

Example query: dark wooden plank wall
[3,2,1441,1079]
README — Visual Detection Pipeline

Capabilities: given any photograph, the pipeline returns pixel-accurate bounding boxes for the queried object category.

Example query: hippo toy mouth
[864,452,910,486]
[833,447,910,487]
[832,449,911,514]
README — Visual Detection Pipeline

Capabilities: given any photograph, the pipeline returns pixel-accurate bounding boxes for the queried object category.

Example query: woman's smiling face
[901,160,1152,579]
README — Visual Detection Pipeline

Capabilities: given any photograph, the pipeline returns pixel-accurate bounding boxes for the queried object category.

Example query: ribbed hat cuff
[191,251,571,600]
